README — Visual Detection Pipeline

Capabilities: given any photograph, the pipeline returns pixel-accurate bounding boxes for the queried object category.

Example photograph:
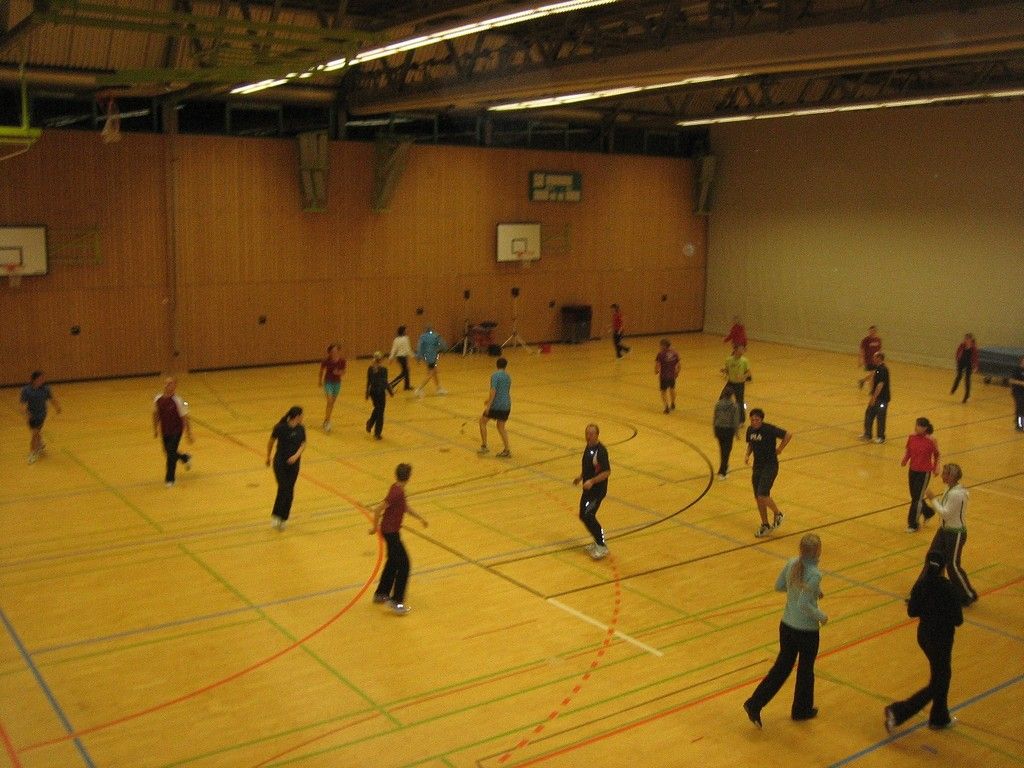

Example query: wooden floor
[2,335,1022,768]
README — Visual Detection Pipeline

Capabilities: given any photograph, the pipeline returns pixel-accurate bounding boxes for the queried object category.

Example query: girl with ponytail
[743,533,828,728]
[266,406,306,530]
[901,417,940,532]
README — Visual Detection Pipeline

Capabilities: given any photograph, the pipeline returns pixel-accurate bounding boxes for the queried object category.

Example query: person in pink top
[901,417,940,532]
[949,333,978,403]
[723,315,747,348]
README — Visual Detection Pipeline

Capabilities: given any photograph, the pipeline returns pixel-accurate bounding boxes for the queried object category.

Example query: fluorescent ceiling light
[677,88,1024,126]
[231,0,619,95]
[488,73,746,111]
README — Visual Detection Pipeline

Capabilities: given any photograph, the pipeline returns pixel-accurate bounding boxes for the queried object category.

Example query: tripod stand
[501,291,530,351]
[456,290,473,355]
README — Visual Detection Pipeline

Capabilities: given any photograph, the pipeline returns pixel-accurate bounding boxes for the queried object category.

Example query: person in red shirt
[655,338,681,414]
[610,304,630,359]
[153,377,193,487]
[901,417,941,532]
[723,315,747,348]
[949,333,979,403]
[858,326,882,388]
[369,463,429,615]
[318,343,346,433]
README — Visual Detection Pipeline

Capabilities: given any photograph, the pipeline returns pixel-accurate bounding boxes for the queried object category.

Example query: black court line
[546,468,1024,598]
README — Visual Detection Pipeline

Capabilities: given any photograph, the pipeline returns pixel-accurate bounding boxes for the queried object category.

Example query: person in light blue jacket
[415,325,448,397]
[743,533,829,728]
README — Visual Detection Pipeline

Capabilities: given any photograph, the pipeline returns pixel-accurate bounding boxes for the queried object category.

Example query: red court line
[0,720,23,768]
[498,572,1024,767]
[20,439,385,755]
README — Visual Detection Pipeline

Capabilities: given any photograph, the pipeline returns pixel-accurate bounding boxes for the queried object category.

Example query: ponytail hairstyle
[280,405,303,424]
[788,533,822,588]
[915,417,933,435]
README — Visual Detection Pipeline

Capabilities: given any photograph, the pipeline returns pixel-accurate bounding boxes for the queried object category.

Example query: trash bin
[560,305,592,344]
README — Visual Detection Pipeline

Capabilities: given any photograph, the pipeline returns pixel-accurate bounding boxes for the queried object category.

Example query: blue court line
[0,607,96,767]
[829,673,1024,767]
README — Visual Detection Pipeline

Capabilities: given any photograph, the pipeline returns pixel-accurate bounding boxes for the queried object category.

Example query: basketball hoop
[4,263,22,288]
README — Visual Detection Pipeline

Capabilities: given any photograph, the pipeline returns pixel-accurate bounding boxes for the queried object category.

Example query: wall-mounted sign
[529,171,581,202]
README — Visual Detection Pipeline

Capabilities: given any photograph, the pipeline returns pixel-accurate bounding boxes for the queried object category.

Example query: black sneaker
[743,700,762,729]
[884,705,897,734]
[792,708,818,721]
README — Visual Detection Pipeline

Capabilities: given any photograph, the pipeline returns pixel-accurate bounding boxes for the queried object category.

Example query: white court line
[547,598,664,658]
[971,486,1024,502]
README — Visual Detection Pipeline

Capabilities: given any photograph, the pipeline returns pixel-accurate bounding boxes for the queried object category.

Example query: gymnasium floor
[2,334,1022,768]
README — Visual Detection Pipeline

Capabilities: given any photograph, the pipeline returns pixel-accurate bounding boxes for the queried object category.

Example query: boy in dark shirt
[574,423,612,559]
[885,550,964,732]
[745,408,792,538]
[365,352,394,439]
[19,370,62,464]
[370,463,428,614]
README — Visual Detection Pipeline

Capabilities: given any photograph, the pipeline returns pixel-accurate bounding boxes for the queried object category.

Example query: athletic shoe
[415,388,424,399]
[717,473,727,480]
[496,449,511,458]
[906,526,919,533]
[584,543,597,555]
[859,434,871,441]
[365,423,372,433]
[478,445,489,454]
[323,420,332,433]
[873,437,886,444]
[773,512,784,529]
[183,454,192,470]
[663,406,670,414]
[374,434,382,440]
[372,594,389,604]
[670,403,675,411]
[436,387,448,395]
[27,452,38,464]
[391,602,410,615]
[884,706,897,734]
[165,481,174,488]
[743,700,762,729]
[792,708,818,722]
[928,717,957,730]
[590,544,609,560]
[755,524,772,538]
[271,515,282,529]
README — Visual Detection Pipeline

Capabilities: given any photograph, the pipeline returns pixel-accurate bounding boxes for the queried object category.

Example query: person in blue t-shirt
[479,357,512,457]
[414,325,448,397]
[19,370,62,464]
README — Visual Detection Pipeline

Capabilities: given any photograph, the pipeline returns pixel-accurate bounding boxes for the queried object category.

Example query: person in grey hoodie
[713,389,740,479]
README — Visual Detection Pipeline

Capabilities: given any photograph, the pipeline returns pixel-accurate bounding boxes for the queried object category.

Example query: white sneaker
[271,516,282,529]
[584,543,597,555]
[755,524,772,538]
[717,473,727,480]
[590,544,609,560]
[873,437,886,444]
[772,512,784,529]
[165,481,175,488]
[436,387,448,395]
[415,388,424,399]
[27,452,38,464]
[391,602,410,615]
[323,420,332,433]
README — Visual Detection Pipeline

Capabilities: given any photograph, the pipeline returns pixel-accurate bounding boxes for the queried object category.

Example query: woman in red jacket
[901,417,940,532]
[950,333,978,403]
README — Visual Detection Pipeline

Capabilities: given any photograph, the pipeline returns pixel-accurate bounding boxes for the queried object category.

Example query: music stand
[456,289,473,355]
[501,288,530,351]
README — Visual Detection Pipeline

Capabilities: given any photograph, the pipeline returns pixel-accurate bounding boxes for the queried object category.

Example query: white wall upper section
[705,99,1024,367]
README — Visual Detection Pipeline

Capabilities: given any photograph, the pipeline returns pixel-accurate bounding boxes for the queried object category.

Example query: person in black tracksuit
[1010,357,1024,432]
[365,352,394,439]
[885,550,963,732]
[266,406,306,530]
